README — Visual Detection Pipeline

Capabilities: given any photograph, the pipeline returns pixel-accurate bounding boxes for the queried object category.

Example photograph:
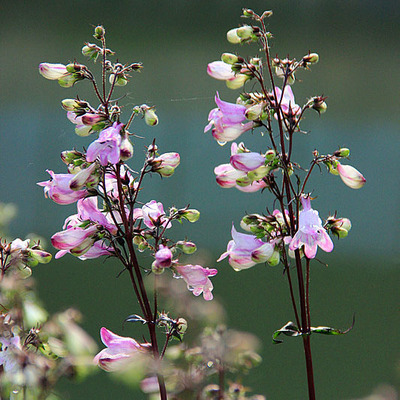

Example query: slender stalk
[218,365,225,400]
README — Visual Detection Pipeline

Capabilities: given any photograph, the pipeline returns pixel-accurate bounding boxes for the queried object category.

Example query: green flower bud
[221,53,239,65]
[237,25,254,39]
[334,148,350,158]
[109,73,128,86]
[152,261,165,275]
[303,52,319,64]
[176,241,197,254]
[227,28,241,44]
[245,102,265,121]
[94,25,105,40]
[180,209,200,223]
[143,107,159,126]
[265,149,276,162]
[247,165,270,181]
[267,249,280,266]
[177,318,187,334]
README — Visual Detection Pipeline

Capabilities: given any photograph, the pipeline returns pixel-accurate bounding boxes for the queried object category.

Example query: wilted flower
[174,264,218,301]
[289,196,334,259]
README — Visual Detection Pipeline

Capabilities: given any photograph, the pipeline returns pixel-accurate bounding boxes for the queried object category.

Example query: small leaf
[311,314,355,336]
[272,321,301,344]
[124,314,147,324]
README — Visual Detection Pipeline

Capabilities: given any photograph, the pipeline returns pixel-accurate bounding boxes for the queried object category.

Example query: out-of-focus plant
[0,207,97,399]
[205,7,366,400]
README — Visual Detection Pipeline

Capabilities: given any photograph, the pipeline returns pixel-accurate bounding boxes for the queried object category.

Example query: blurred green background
[1,0,399,398]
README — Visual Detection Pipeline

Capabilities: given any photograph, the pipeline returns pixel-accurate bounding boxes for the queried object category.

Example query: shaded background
[1,0,399,398]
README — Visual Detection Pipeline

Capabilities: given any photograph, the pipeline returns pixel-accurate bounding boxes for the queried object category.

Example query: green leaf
[272,321,301,344]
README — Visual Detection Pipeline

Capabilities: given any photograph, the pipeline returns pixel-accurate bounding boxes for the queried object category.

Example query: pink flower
[207,61,249,89]
[93,327,149,372]
[205,93,253,144]
[39,63,68,80]
[154,245,173,268]
[217,225,266,270]
[230,152,265,172]
[37,169,87,205]
[86,122,124,166]
[51,225,99,257]
[273,86,301,118]
[141,200,171,230]
[175,264,218,301]
[337,163,366,189]
[289,196,334,259]
[56,240,113,260]
[0,335,23,375]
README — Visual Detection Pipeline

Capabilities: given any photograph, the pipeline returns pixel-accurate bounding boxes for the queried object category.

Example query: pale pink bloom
[0,335,23,375]
[38,63,68,80]
[141,200,171,230]
[273,86,301,117]
[77,197,118,234]
[337,163,366,189]
[217,225,265,270]
[152,152,180,177]
[230,152,265,172]
[51,225,99,257]
[67,111,92,136]
[154,245,173,268]
[86,122,124,165]
[207,61,235,80]
[93,327,149,372]
[214,163,246,188]
[205,93,253,144]
[175,264,218,301]
[236,180,267,193]
[289,196,334,259]
[37,169,87,205]
[56,240,113,260]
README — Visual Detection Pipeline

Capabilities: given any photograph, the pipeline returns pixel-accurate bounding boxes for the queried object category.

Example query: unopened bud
[267,249,280,266]
[151,261,165,275]
[221,53,239,65]
[327,217,352,239]
[247,165,270,181]
[180,209,200,223]
[143,106,159,126]
[176,240,197,254]
[265,149,276,162]
[227,28,241,44]
[337,163,366,189]
[261,10,273,19]
[245,102,264,120]
[242,8,254,18]
[109,73,128,86]
[120,135,134,161]
[308,96,327,114]
[94,25,105,40]
[177,318,187,334]
[334,148,350,158]
[236,25,254,39]
[39,63,68,80]
[303,52,319,64]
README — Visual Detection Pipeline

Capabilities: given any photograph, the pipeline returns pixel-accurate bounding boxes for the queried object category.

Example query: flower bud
[334,148,350,158]
[133,236,148,251]
[236,25,254,39]
[61,99,81,111]
[242,8,254,18]
[180,209,200,223]
[265,149,276,162]
[303,52,319,64]
[94,25,105,40]
[227,28,241,44]
[251,243,274,263]
[226,74,249,90]
[245,102,265,120]
[177,318,187,334]
[120,135,134,161]
[176,240,197,254]
[39,63,68,80]
[109,73,128,86]
[247,165,270,181]
[151,152,180,177]
[327,217,352,239]
[221,53,239,65]
[337,163,366,189]
[82,43,101,60]
[308,96,327,114]
[58,74,83,88]
[267,248,280,266]
[143,106,159,126]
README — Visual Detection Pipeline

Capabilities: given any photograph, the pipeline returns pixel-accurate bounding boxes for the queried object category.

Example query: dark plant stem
[218,365,225,400]
[115,163,168,400]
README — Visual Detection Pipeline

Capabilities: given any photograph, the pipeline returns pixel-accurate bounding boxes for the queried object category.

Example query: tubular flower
[174,264,218,301]
[86,122,124,166]
[337,163,366,189]
[38,63,68,80]
[205,92,253,144]
[230,152,265,172]
[289,196,334,259]
[141,200,171,230]
[217,225,267,271]
[37,170,87,205]
[207,61,249,89]
[273,86,301,118]
[93,328,150,372]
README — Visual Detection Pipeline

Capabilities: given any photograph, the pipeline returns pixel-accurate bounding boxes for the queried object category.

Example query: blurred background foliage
[1,0,399,398]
